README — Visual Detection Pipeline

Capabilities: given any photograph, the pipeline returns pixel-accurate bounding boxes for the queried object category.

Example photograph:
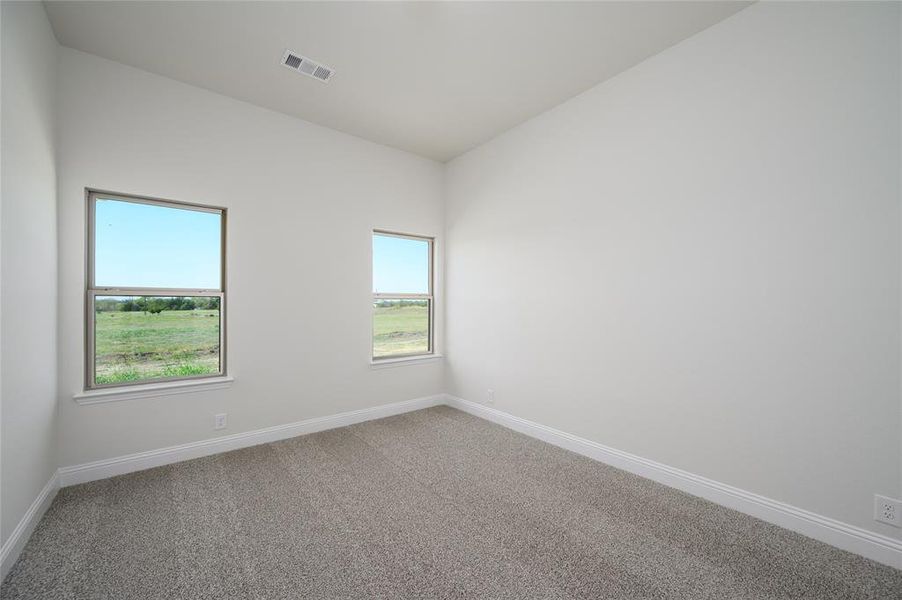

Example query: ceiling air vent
[281,49,334,83]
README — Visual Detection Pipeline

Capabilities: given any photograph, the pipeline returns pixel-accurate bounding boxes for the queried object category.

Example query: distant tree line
[95,297,220,314]
[374,299,428,308]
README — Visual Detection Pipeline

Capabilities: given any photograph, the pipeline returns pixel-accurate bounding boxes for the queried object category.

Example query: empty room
[1,0,901,598]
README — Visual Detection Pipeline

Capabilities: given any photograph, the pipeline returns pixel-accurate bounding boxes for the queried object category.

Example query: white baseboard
[444,395,902,570]
[58,394,444,487]
[1,471,59,580]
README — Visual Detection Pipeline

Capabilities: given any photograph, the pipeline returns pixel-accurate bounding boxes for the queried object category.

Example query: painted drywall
[1,2,59,545]
[56,48,444,466]
[445,1,901,538]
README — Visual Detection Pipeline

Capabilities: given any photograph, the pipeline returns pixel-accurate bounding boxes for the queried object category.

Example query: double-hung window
[372,230,433,359]
[86,191,226,388]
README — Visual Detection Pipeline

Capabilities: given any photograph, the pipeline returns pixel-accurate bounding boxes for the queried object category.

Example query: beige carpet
[2,406,901,599]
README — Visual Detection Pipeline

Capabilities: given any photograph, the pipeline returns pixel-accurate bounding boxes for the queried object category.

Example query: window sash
[372,292,430,300]
[87,190,226,293]
[86,190,227,389]
[372,229,433,297]
[372,230,434,360]
[86,291,226,389]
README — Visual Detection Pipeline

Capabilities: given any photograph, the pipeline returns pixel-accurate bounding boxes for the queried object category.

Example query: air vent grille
[313,66,332,81]
[281,49,334,83]
[283,53,302,70]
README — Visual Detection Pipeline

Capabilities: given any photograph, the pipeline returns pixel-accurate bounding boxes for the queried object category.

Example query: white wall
[1,2,59,545]
[445,1,901,538]
[56,49,444,466]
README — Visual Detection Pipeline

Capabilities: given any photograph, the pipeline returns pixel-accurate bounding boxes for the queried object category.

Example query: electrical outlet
[486,389,495,404]
[214,413,227,430]
[874,495,901,528]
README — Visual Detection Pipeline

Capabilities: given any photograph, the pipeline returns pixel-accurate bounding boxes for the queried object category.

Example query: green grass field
[95,309,220,385]
[373,303,429,357]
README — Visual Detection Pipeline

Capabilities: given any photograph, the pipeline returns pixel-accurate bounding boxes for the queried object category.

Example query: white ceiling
[44,1,750,162]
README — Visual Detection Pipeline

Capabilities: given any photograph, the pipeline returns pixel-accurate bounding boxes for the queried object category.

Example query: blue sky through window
[373,233,429,294]
[94,198,222,289]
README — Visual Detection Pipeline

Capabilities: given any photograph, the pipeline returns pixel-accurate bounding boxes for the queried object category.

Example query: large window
[372,231,433,359]
[87,191,226,388]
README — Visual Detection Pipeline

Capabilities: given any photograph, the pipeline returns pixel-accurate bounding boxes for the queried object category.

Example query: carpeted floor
[2,406,901,599]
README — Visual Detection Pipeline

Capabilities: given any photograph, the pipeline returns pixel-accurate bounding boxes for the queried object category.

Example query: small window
[372,231,433,359]
[87,191,226,388]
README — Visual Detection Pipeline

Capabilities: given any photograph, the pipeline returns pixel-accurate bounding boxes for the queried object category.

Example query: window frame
[85,189,227,390]
[372,229,434,361]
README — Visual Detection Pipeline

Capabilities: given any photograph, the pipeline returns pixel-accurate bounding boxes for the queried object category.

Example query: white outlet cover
[874,494,901,528]
[214,413,227,430]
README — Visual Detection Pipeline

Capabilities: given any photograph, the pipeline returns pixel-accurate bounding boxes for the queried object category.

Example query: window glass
[93,295,220,385]
[95,198,222,289]
[372,233,429,295]
[372,231,432,359]
[372,299,429,358]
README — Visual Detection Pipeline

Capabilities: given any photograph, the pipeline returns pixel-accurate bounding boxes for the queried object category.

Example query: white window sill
[370,354,443,369]
[73,376,235,405]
